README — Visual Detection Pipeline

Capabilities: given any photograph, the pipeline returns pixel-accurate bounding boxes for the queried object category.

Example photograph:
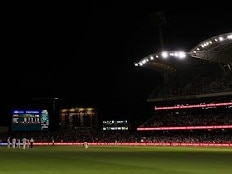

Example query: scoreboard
[102,120,129,130]
[11,109,49,131]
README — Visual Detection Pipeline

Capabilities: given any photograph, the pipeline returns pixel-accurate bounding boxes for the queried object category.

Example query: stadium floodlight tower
[189,32,232,72]
[134,12,193,82]
[156,11,166,51]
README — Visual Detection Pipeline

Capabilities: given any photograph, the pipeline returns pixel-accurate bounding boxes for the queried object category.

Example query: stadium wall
[1,142,232,147]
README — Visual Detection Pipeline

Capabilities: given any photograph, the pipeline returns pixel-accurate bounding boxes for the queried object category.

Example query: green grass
[0,145,232,174]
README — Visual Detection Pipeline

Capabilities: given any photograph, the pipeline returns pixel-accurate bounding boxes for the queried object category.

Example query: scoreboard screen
[102,120,129,130]
[11,109,49,131]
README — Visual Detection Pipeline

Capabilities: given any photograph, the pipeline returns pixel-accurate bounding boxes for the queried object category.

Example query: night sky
[1,2,231,125]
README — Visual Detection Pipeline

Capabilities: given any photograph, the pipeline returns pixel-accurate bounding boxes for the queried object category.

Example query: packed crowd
[140,112,232,127]
[149,66,232,99]
[1,128,232,145]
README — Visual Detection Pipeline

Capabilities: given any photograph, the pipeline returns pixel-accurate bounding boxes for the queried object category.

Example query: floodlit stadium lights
[134,32,232,67]
[191,32,232,53]
[134,51,187,66]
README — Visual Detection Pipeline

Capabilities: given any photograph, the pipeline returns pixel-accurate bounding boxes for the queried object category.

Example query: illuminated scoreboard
[102,120,129,130]
[11,109,49,131]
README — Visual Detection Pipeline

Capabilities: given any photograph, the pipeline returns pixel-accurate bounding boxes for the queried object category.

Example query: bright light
[228,34,232,39]
[219,36,224,41]
[177,51,186,59]
[161,51,168,58]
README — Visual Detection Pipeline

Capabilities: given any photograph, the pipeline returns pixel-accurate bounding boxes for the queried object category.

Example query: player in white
[12,138,16,149]
[30,137,34,148]
[17,138,21,148]
[7,137,11,148]
[22,138,27,149]
[26,139,30,148]
[114,140,118,146]
[83,142,88,148]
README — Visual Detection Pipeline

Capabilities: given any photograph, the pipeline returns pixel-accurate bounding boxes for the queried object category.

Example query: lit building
[59,107,98,129]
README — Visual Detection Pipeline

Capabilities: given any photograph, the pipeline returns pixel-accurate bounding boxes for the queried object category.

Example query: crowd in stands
[139,111,232,127]
[149,65,232,99]
[1,128,232,145]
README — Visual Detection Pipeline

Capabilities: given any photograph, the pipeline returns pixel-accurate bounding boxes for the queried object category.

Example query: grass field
[0,145,232,174]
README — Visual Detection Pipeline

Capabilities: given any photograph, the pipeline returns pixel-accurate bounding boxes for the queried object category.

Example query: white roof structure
[134,32,232,72]
[189,32,232,64]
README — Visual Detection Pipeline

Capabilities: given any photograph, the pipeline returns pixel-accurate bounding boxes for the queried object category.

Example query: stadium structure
[1,33,231,148]
[134,32,232,146]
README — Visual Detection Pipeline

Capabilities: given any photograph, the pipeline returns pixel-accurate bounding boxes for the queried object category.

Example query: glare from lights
[161,51,168,58]
[228,34,232,39]
[177,51,186,59]
[135,32,232,67]
[190,32,232,55]
[219,36,224,41]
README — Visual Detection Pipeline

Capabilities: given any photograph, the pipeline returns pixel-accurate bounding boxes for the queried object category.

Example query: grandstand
[134,32,232,145]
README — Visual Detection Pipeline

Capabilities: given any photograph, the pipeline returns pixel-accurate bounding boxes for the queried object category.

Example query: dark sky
[1,1,231,124]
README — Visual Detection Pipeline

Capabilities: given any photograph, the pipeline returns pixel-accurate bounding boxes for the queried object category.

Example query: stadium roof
[189,32,232,64]
[134,32,232,72]
[134,50,211,73]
